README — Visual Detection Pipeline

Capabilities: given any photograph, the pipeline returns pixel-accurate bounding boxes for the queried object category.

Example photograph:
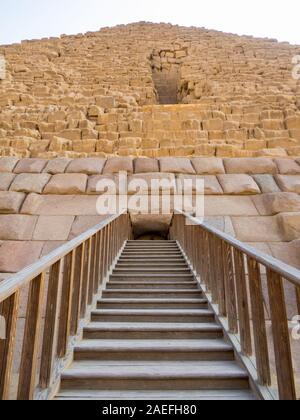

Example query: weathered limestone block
[0,157,19,172]
[252,175,281,193]
[43,174,87,194]
[134,158,160,174]
[269,241,300,270]
[278,213,300,241]
[103,157,134,174]
[33,216,75,241]
[202,119,224,131]
[0,173,16,191]
[0,215,37,240]
[0,241,44,273]
[0,191,26,214]
[95,96,115,108]
[253,192,300,216]
[14,158,48,174]
[66,158,106,175]
[10,173,51,194]
[21,194,100,216]
[159,157,195,174]
[177,174,223,195]
[218,174,260,195]
[68,215,108,240]
[275,175,300,194]
[204,196,259,216]
[87,174,118,195]
[191,158,225,175]
[231,216,283,242]
[285,116,300,130]
[44,158,72,174]
[128,173,177,195]
[194,144,216,156]
[49,137,73,152]
[224,158,277,174]
[274,159,300,175]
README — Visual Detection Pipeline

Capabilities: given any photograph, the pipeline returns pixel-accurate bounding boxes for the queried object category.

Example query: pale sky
[1,0,300,46]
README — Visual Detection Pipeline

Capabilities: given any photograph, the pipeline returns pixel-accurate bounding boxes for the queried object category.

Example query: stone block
[224,158,277,174]
[277,213,300,241]
[43,174,87,194]
[134,158,159,174]
[202,119,224,131]
[44,158,72,174]
[191,158,225,175]
[252,175,281,193]
[95,96,115,108]
[14,158,48,174]
[128,173,176,195]
[159,157,196,174]
[0,173,16,191]
[269,241,300,270]
[0,241,44,273]
[0,215,37,240]
[285,116,300,130]
[69,215,108,239]
[252,193,300,216]
[87,174,120,195]
[33,216,75,240]
[0,191,26,214]
[204,196,259,216]
[177,174,223,195]
[218,174,260,195]
[21,194,100,216]
[0,157,19,172]
[274,159,300,175]
[231,216,283,242]
[103,157,134,174]
[275,175,300,193]
[66,158,106,175]
[10,173,51,194]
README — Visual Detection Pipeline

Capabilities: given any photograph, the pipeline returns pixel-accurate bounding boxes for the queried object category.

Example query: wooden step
[83,322,223,340]
[73,339,234,361]
[102,289,204,298]
[113,268,191,274]
[106,282,199,290]
[109,274,195,281]
[97,298,208,309]
[91,309,215,323]
[60,361,250,391]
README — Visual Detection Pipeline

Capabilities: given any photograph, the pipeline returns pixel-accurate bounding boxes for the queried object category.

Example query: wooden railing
[170,211,300,401]
[0,212,132,400]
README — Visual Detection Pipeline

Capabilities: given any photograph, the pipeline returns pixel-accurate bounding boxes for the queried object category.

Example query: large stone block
[21,194,101,216]
[0,157,19,173]
[66,158,106,175]
[14,158,48,174]
[274,159,300,175]
[285,116,300,130]
[0,241,44,273]
[176,174,223,195]
[10,173,51,194]
[128,173,177,195]
[275,175,300,193]
[204,196,259,216]
[252,175,281,193]
[134,158,159,174]
[43,158,72,174]
[218,174,261,195]
[223,158,277,174]
[68,215,108,239]
[231,216,283,242]
[0,173,16,191]
[43,174,87,194]
[191,158,225,175]
[159,158,196,174]
[0,215,37,240]
[0,191,26,214]
[278,212,300,241]
[103,157,134,174]
[253,192,300,216]
[33,216,75,240]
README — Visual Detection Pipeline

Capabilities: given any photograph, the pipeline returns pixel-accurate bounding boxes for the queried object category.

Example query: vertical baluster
[39,261,62,389]
[18,274,45,400]
[88,235,96,305]
[80,239,91,318]
[208,234,218,303]
[233,249,252,356]
[247,257,271,386]
[223,242,238,334]
[70,244,84,336]
[94,232,101,294]
[216,239,226,317]
[202,231,211,291]
[101,226,108,282]
[57,251,75,358]
[0,292,19,400]
[267,269,296,400]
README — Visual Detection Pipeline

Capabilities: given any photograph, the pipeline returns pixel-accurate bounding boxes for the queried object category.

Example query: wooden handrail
[0,211,132,400]
[170,210,300,401]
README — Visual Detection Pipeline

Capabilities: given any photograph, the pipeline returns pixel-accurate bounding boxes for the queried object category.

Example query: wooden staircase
[55,240,256,400]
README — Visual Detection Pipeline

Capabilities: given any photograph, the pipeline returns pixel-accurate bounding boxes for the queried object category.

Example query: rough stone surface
[177,174,223,195]
[218,175,260,195]
[0,192,26,214]
[224,158,277,174]
[191,158,225,175]
[134,158,160,174]
[278,213,300,241]
[10,173,51,194]
[275,175,300,194]
[0,157,19,173]
[14,159,48,174]
[66,158,106,175]
[274,159,300,175]
[159,158,196,174]
[43,158,72,174]
[252,175,281,193]
[43,174,87,194]
[253,193,300,216]
[0,173,16,191]
[103,157,133,174]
